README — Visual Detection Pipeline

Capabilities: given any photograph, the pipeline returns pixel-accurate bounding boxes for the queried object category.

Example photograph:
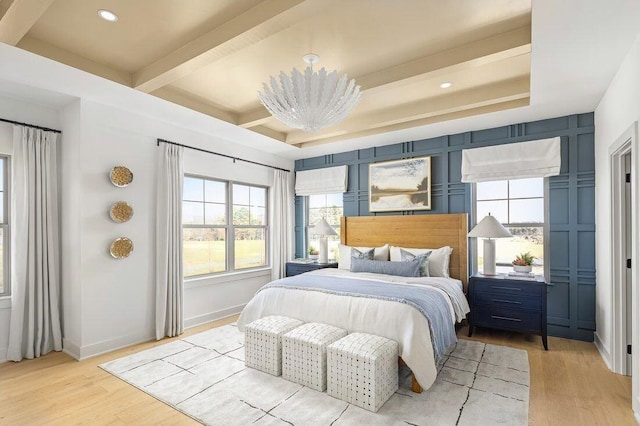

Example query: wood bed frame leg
[399,357,423,393]
[411,373,423,393]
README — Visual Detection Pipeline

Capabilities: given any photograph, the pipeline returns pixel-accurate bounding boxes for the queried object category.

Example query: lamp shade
[310,218,337,236]
[468,214,512,238]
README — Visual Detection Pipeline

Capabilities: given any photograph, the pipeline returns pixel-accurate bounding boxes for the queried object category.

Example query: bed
[237,213,469,393]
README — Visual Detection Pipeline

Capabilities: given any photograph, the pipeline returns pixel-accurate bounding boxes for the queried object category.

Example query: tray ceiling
[0,0,531,149]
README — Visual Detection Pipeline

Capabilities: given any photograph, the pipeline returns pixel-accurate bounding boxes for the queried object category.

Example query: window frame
[0,155,9,297]
[471,177,549,280]
[305,193,343,259]
[182,174,269,279]
[230,181,269,271]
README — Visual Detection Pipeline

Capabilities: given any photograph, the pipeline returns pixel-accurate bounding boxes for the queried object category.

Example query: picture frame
[369,156,431,212]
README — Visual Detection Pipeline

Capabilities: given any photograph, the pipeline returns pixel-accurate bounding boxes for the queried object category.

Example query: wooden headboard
[340,214,469,289]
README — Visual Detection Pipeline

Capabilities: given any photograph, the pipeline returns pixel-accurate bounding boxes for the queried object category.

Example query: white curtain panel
[271,169,294,280]
[295,165,347,196]
[461,137,561,182]
[155,143,184,339]
[7,126,62,362]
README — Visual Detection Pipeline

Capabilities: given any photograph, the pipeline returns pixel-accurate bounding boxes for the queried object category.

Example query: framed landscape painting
[369,156,431,212]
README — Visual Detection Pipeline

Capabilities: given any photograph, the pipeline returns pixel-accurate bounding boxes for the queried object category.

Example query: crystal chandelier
[258,54,361,132]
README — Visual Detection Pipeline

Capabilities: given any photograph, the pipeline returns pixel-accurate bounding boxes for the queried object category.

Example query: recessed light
[98,9,118,22]
[440,82,453,89]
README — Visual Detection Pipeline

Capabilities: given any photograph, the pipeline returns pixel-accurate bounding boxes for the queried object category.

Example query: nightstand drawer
[472,279,542,297]
[286,264,313,277]
[474,291,542,310]
[474,306,541,332]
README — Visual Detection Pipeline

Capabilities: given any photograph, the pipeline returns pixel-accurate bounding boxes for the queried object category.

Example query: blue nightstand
[285,261,338,277]
[468,273,548,350]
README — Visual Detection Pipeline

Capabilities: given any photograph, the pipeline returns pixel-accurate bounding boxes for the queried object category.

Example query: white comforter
[237,268,470,391]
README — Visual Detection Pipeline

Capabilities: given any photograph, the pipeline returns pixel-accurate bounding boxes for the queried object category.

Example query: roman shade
[295,165,348,195]
[461,137,561,182]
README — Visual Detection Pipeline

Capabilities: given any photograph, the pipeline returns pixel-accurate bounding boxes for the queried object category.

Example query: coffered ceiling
[0,0,531,149]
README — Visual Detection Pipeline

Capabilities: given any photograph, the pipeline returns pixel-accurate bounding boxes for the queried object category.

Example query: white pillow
[390,245,453,278]
[338,243,389,270]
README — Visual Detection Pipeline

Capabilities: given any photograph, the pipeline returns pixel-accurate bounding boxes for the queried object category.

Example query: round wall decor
[109,201,134,223]
[110,237,134,259]
[109,166,133,187]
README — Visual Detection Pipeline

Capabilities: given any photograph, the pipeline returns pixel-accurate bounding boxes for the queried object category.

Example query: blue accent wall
[294,113,596,342]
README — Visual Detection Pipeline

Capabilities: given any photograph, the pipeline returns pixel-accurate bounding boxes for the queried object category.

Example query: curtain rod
[0,117,62,134]
[157,138,290,173]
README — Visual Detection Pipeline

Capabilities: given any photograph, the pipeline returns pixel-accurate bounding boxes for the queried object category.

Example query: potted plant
[512,252,535,273]
[308,245,319,260]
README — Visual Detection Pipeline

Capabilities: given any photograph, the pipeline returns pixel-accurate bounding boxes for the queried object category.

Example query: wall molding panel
[295,112,596,341]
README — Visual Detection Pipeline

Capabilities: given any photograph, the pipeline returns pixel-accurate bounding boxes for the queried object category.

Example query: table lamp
[310,218,337,264]
[468,213,512,275]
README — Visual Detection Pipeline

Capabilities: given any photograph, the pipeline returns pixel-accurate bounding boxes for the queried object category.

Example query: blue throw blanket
[260,274,457,360]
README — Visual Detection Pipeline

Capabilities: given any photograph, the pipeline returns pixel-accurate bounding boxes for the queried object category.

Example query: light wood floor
[0,317,634,425]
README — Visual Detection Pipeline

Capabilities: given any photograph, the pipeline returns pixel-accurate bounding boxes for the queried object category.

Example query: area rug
[100,324,529,425]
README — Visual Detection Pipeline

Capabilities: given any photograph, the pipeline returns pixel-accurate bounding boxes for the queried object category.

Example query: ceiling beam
[238,106,276,129]
[294,98,530,149]
[133,0,311,93]
[285,76,530,145]
[17,35,133,86]
[0,0,54,45]
[152,87,238,124]
[248,125,286,142]
[238,25,531,129]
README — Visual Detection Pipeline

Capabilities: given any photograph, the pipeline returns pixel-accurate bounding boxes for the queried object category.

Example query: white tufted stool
[327,333,399,412]
[282,323,348,391]
[244,316,304,376]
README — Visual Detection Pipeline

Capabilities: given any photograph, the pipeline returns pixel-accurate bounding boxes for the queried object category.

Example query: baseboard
[62,338,81,360]
[184,303,245,329]
[71,305,244,360]
[634,410,640,425]
[77,330,155,361]
[594,332,612,370]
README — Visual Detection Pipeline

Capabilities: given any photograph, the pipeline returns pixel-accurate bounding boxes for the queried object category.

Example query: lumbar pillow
[399,249,432,277]
[350,258,421,277]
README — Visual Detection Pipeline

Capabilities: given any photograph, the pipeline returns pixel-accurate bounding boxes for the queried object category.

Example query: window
[0,157,8,297]
[183,176,268,277]
[475,177,545,275]
[307,193,343,261]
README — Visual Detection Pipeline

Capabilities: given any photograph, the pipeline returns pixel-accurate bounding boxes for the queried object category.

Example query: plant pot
[513,265,532,273]
[309,254,319,260]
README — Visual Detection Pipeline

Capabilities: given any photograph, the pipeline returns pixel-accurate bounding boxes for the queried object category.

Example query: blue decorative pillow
[351,247,375,260]
[350,257,421,277]
[400,248,432,277]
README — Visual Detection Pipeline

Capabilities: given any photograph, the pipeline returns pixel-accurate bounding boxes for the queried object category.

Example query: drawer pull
[491,286,522,291]
[492,299,522,305]
[491,315,522,322]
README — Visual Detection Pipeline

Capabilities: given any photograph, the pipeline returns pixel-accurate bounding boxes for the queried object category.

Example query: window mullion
[228,181,234,272]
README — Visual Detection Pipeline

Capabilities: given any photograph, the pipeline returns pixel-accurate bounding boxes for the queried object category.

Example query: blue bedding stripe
[260,274,457,360]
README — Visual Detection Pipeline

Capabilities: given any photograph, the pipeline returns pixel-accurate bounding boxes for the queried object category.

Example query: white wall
[59,99,83,358]
[60,100,292,360]
[594,34,640,417]
[594,34,640,358]
[0,94,61,362]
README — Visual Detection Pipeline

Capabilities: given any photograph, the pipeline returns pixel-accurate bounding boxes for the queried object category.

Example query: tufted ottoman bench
[244,316,304,376]
[327,333,399,412]
[282,322,348,391]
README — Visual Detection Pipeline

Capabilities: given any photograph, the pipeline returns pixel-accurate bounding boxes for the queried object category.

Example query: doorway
[611,137,633,377]
[624,152,632,375]
[609,122,639,420]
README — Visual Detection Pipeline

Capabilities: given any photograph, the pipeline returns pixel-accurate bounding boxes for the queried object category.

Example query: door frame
[609,121,639,413]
